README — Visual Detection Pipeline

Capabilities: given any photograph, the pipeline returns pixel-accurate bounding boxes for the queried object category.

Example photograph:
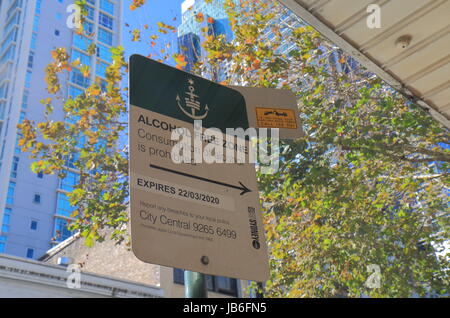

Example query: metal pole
[184,271,208,298]
[256,282,264,298]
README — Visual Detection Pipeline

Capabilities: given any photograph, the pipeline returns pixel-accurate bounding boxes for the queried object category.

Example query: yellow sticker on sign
[255,107,298,129]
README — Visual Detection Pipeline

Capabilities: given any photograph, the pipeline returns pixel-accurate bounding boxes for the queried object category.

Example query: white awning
[279,0,450,129]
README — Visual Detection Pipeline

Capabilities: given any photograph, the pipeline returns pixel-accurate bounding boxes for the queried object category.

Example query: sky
[119,1,186,146]
[122,0,184,66]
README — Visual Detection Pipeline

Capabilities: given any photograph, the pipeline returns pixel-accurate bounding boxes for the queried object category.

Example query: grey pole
[184,271,208,298]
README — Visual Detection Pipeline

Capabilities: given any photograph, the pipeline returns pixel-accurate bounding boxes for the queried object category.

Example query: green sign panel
[129,54,249,133]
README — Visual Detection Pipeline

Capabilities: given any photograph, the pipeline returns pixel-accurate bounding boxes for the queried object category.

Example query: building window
[98,28,113,46]
[0,236,7,253]
[100,0,114,15]
[72,34,93,52]
[26,248,34,259]
[30,32,37,50]
[96,44,112,62]
[71,49,91,66]
[19,111,25,123]
[59,170,79,191]
[21,90,29,109]
[30,220,38,230]
[70,68,90,88]
[25,71,32,88]
[1,208,11,233]
[216,276,238,295]
[68,85,83,98]
[33,193,41,204]
[6,181,15,205]
[0,101,5,120]
[173,267,185,284]
[5,11,20,35]
[99,79,107,92]
[35,0,42,14]
[1,28,18,52]
[55,29,60,36]
[56,193,75,218]
[37,171,43,179]
[83,21,94,35]
[15,134,22,155]
[96,61,108,78]
[27,52,34,68]
[0,45,15,64]
[63,153,80,169]
[99,12,113,30]
[0,83,9,100]
[33,15,40,32]
[85,5,95,21]
[1,142,5,160]
[10,156,19,178]
[54,217,73,242]
[173,269,239,297]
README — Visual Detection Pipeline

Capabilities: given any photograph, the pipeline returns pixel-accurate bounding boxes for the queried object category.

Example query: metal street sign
[129,54,269,281]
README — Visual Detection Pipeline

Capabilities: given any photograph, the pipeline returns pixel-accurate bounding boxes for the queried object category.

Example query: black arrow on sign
[149,164,252,195]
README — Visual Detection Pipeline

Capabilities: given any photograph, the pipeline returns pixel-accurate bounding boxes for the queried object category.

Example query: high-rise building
[177,0,233,77]
[176,0,309,82]
[177,0,355,82]
[0,0,122,259]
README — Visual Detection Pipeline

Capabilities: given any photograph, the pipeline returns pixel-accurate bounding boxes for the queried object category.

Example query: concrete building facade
[39,233,247,298]
[0,253,163,298]
[0,0,122,259]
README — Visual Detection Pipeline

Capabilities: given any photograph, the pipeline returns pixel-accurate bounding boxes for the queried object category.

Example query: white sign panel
[129,55,269,281]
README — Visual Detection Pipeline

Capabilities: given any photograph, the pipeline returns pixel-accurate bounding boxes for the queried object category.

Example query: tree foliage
[19,45,129,246]
[18,0,449,297]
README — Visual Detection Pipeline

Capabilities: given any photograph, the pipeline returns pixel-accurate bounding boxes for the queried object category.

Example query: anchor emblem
[176,78,209,120]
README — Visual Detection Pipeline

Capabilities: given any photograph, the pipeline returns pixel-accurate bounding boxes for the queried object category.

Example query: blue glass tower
[177,33,201,72]
[177,0,233,74]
